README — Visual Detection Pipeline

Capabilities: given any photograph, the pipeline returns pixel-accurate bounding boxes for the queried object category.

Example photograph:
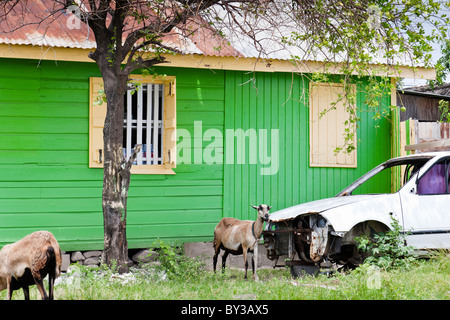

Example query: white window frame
[124,82,165,166]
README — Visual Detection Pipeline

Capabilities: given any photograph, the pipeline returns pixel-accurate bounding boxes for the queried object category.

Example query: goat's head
[252,204,271,221]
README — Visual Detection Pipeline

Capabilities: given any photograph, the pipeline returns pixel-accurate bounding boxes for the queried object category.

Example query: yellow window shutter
[163,78,176,168]
[89,77,106,168]
[309,82,357,168]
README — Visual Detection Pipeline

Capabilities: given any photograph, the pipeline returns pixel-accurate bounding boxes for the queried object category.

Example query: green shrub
[355,217,417,270]
[150,239,206,280]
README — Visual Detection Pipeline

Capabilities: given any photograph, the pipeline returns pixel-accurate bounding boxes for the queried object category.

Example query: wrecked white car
[263,152,450,276]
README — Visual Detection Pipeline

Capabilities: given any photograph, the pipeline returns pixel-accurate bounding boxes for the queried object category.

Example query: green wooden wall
[0,58,392,251]
[223,71,392,221]
[0,59,225,250]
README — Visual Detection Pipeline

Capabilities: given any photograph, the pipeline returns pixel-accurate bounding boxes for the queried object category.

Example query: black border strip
[405,230,450,235]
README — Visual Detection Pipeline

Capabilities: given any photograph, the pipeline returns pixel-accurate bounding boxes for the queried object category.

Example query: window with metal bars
[123,83,164,165]
[89,75,176,174]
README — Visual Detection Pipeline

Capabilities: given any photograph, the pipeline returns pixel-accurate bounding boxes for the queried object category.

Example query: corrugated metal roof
[0,0,242,57]
[209,4,421,67]
[0,0,96,49]
[402,83,450,97]
[0,0,421,67]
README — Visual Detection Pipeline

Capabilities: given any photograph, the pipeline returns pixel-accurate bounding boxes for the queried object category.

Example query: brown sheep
[0,231,62,300]
[213,204,271,280]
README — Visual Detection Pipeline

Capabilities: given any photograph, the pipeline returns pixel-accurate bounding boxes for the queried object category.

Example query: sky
[401,38,444,88]
[401,4,450,88]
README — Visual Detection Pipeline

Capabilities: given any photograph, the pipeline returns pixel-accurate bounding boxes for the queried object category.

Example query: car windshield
[338,157,432,196]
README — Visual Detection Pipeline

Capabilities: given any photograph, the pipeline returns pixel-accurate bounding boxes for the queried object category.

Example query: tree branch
[124,144,142,172]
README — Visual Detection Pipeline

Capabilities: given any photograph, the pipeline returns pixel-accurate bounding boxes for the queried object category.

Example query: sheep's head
[252,204,271,221]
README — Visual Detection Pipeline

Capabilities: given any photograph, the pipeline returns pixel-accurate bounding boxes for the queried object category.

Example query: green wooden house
[0,6,435,251]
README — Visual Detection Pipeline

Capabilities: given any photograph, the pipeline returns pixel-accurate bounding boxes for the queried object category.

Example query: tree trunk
[100,70,140,274]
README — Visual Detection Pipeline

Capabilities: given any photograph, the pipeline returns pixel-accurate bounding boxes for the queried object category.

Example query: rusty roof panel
[0,0,242,57]
[0,0,416,66]
[0,0,95,49]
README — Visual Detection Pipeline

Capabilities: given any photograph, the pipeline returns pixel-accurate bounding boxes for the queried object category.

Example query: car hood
[268,193,401,232]
[269,194,386,223]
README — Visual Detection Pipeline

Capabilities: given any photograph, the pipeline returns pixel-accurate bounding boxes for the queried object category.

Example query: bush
[150,239,206,280]
[354,217,417,270]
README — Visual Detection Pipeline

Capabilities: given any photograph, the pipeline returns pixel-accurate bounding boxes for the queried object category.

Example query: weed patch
[355,217,418,270]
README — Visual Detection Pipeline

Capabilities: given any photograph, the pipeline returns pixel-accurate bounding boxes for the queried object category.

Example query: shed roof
[400,83,450,100]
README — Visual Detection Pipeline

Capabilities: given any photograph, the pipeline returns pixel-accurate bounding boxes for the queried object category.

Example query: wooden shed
[398,83,450,155]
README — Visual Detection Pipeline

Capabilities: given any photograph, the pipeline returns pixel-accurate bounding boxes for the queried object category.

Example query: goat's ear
[252,205,258,210]
[268,206,272,210]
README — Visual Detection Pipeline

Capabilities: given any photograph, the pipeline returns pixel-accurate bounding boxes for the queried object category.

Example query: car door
[399,157,450,249]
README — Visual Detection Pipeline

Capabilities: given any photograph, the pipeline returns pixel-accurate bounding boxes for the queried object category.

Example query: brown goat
[0,231,62,300]
[213,204,271,280]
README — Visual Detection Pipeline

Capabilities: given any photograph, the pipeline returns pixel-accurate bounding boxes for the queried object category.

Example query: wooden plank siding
[0,58,393,251]
[223,71,392,219]
[0,59,225,250]
[126,66,225,248]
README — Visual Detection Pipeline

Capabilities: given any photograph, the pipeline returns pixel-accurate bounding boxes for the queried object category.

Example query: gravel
[54,263,167,288]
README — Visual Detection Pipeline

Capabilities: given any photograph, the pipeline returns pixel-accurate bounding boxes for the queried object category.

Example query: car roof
[387,151,450,163]
[400,151,450,158]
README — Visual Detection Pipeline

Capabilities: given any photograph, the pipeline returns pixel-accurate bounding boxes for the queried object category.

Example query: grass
[2,251,449,300]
